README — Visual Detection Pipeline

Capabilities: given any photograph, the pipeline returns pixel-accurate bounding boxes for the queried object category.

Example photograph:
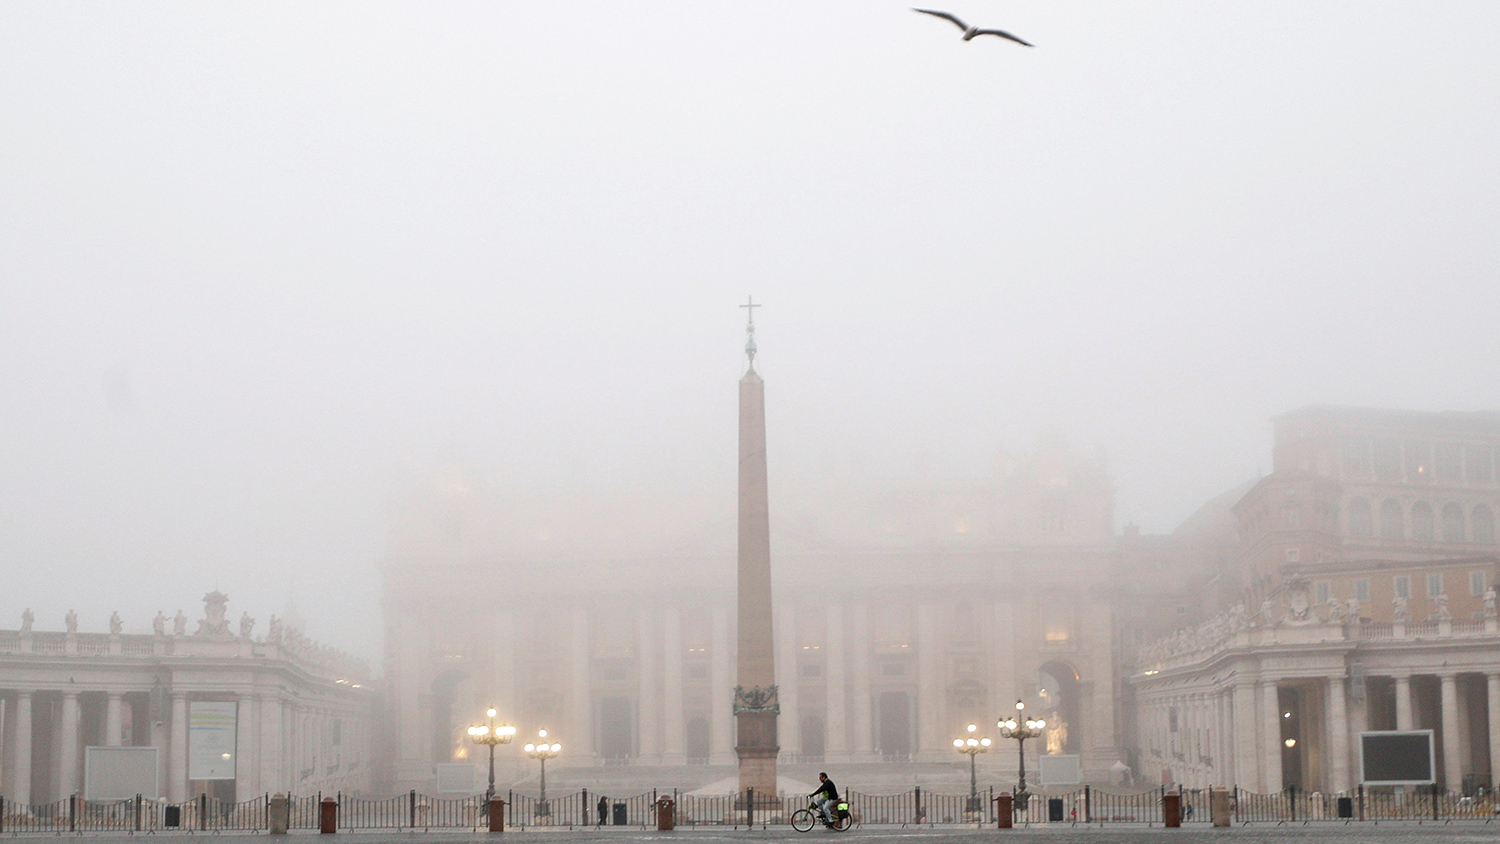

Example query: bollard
[1163,791,1181,828]
[1210,788,1230,827]
[489,797,505,832]
[995,793,1013,829]
[319,796,338,834]
[269,794,290,835]
[656,796,675,831]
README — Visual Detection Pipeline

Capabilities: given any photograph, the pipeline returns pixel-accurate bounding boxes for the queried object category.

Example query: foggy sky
[3,2,1498,661]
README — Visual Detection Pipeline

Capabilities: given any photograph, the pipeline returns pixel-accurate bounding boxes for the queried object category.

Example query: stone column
[8,692,32,804]
[1488,673,1500,788]
[570,608,593,761]
[1260,682,1282,792]
[105,692,124,747]
[260,694,283,794]
[170,694,188,801]
[915,602,941,760]
[1219,690,1234,787]
[663,607,686,764]
[825,603,848,762]
[1394,675,1413,730]
[1327,676,1349,792]
[58,691,80,797]
[1440,672,1461,789]
[236,696,257,797]
[709,605,733,764]
[850,602,873,758]
[637,606,659,761]
[776,606,800,756]
[1233,682,1257,789]
[492,611,517,729]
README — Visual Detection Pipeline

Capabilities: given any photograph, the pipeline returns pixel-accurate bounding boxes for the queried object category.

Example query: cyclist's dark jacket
[812,778,839,800]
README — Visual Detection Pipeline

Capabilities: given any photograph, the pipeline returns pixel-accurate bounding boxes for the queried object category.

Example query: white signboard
[434,762,479,794]
[85,746,161,800]
[1038,754,1082,786]
[189,701,238,780]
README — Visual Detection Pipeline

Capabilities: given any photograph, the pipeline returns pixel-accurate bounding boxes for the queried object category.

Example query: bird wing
[913,8,969,32]
[972,28,1033,47]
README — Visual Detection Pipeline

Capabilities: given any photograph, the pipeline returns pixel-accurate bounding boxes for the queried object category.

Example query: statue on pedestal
[153,611,167,636]
[1393,595,1410,624]
[239,611,255,639]
[110,611,123,635]
[65,609,78,633]
[173,610,187,636]
[20,608,33,633]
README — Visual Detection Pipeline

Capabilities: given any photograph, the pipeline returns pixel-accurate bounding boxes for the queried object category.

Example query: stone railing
[0,628,369,684]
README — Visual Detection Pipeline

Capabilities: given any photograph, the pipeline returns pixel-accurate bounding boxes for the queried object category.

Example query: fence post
[1,795,5,834]
[1288,785,1296,823]
[1084,785,1091,824]
[1433,782,1440,821]
[1357,784,1364,821]
[915,786,922,824]
[746,787,754,827]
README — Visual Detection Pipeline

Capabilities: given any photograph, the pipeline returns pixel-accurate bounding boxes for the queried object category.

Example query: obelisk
[734,297,778,800]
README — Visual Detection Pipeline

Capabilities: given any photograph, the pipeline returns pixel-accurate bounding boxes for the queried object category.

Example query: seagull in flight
[913,8,1033,47]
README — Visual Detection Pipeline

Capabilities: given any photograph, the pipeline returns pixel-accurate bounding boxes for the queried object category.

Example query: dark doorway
[1037,661,1081,755]
[877,692,912,759]
[685,716,710,764]
[428,671,468,764]
[599,697,633,759]
[800,716,826,761]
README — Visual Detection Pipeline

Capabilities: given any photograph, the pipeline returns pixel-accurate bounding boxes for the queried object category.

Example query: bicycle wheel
[831,814,853,831]
[790,809,816,832]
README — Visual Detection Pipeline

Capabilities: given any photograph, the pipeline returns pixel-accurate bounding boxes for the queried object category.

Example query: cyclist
[810,772,840,826]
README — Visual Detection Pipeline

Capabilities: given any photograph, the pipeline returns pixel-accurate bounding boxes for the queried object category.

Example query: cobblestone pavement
[18,824,1500,844]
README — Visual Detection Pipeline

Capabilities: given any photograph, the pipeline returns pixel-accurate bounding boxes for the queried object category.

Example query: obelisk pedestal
[734,301,778,801]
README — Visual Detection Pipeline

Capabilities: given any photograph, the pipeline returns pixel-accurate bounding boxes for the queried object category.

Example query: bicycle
[791,798,853,832]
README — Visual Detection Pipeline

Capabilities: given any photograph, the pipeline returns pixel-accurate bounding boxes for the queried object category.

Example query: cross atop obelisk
[740,296,760,367]
[734,297,778,801]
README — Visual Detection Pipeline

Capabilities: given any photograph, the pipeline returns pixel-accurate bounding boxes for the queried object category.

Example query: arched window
[1346,498,1373,537]
[1380,499,1405,539]
[1411,502,1435,541]
[1442,502,1466,543]
[1473,504,1495,545]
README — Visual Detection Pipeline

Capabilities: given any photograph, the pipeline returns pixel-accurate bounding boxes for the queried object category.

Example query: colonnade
[1138,667,1500,793]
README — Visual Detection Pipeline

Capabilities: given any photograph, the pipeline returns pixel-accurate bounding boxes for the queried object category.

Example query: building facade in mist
[0,593,374,805]
[1129,407,1500,794]
[381,446,1125,792]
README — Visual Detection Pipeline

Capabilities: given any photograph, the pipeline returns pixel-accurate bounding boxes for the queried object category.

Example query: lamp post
[998,699,1046,808]
[524,730,561,817]
[466,708,517,803]
[952,723,992,812]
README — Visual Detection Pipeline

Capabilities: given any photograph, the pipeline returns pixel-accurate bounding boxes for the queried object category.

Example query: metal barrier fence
[3,785,1498,832]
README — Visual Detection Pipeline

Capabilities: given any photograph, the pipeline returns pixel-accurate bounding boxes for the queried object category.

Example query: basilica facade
[381,449,1124,793]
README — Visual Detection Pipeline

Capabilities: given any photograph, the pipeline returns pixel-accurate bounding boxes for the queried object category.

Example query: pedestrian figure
[597,795,608,826]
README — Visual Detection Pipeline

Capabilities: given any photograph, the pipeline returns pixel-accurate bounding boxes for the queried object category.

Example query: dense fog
[2,2,1498,662]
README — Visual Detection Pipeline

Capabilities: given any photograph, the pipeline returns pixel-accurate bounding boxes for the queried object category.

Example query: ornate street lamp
[998,699,1046,807]
[524,729,561,817]
[952,723,992,812]
[466,707,516,803]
